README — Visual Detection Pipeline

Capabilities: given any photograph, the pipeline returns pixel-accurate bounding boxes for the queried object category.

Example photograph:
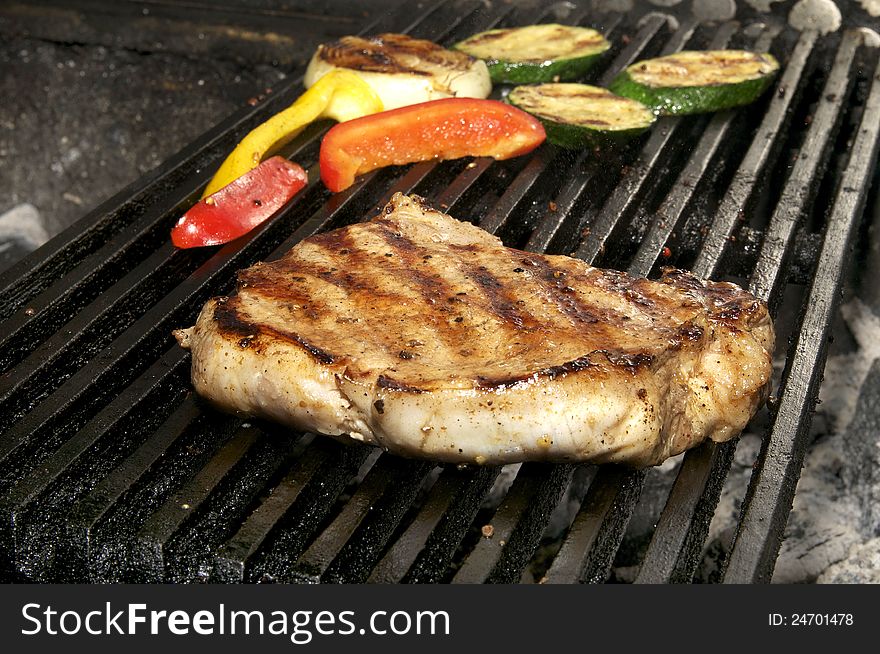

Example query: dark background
[0,0,403,269]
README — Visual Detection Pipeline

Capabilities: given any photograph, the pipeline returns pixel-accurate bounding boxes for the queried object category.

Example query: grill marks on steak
[222,230,749,389]
[177,193,774,466]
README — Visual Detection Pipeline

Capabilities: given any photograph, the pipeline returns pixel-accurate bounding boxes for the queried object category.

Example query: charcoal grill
[2,0,879,584]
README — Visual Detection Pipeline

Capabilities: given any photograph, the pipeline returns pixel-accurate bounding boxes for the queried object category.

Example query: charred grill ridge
[461,264,536,331]
[522,255,602,325]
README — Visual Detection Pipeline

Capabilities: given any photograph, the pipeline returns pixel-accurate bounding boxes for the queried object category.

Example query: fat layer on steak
[175,193,774,467]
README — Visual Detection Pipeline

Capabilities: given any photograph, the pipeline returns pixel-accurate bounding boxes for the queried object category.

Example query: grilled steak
[175,193,774,466]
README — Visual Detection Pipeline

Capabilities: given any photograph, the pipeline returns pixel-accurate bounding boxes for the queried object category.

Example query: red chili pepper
[171,157,307,248]
[319,98,546,193]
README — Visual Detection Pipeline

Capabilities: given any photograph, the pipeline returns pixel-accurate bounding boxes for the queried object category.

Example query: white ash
[860,0,880,18]
[0,203,48,253]
[693,0,737,22]
[819,299,880,434]
[771,433,863,583]
[818,537,880,583]
[788,0,843,33]
[482,463,522,510]
[696,430,763,582]
[855,27,880,48]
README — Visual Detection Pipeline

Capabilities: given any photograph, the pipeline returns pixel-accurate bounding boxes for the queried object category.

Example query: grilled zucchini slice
[507,83,655,148]
[609,50,779,116]
[454,24,610,84]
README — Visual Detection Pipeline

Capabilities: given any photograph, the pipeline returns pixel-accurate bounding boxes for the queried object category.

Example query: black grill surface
[2,0,879,584]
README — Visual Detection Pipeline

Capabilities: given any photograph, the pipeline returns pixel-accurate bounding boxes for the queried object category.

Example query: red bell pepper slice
[319,97,546,193]
[171,156,308,248]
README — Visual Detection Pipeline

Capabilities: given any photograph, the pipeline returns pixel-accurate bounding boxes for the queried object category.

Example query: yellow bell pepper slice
[202,69,383,197]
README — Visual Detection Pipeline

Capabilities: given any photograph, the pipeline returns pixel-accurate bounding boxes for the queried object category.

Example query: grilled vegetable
[454,24,610,84]
[507,83,655,148]
[304,33,492,110]
[172,157,307,248]
[609,50,780,116]
[202,69,382,197]
[319,98,546,192]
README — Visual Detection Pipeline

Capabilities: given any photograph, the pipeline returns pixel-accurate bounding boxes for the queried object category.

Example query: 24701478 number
[769,614,854,626]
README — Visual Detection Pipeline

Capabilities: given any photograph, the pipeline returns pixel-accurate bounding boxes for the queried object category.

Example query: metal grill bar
[748,31,862,307]
[724,45,880,582]
[0,224,204,375]
[435,159,496,211]
[0,346,191,577]
[131,424,295,583]
[291,456,433,583]
[320,460,439,583]
[0,243,203,424]
[627,26,780,276]
[452,463,573,583]
[633,29,866,584]
[629,25,779,275]
[543,466,642,583]
[522,13,674,254]
[538,20,747,585]
[368,464,501,583]
[231,442,376,584]
[18,395,205,580]
[691,29,821,278]
[61,394,205,579]
[633,28,825,584]
[573,16,706,263]
[553,29,866,585]
[0,362,194,580]
[395,0,489,40]
[210,438,330,583]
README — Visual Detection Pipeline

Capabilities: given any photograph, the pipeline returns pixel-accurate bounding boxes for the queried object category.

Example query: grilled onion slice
[304,33,492,110]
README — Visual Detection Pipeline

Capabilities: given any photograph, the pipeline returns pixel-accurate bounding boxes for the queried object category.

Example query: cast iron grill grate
[1,0,879,584]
